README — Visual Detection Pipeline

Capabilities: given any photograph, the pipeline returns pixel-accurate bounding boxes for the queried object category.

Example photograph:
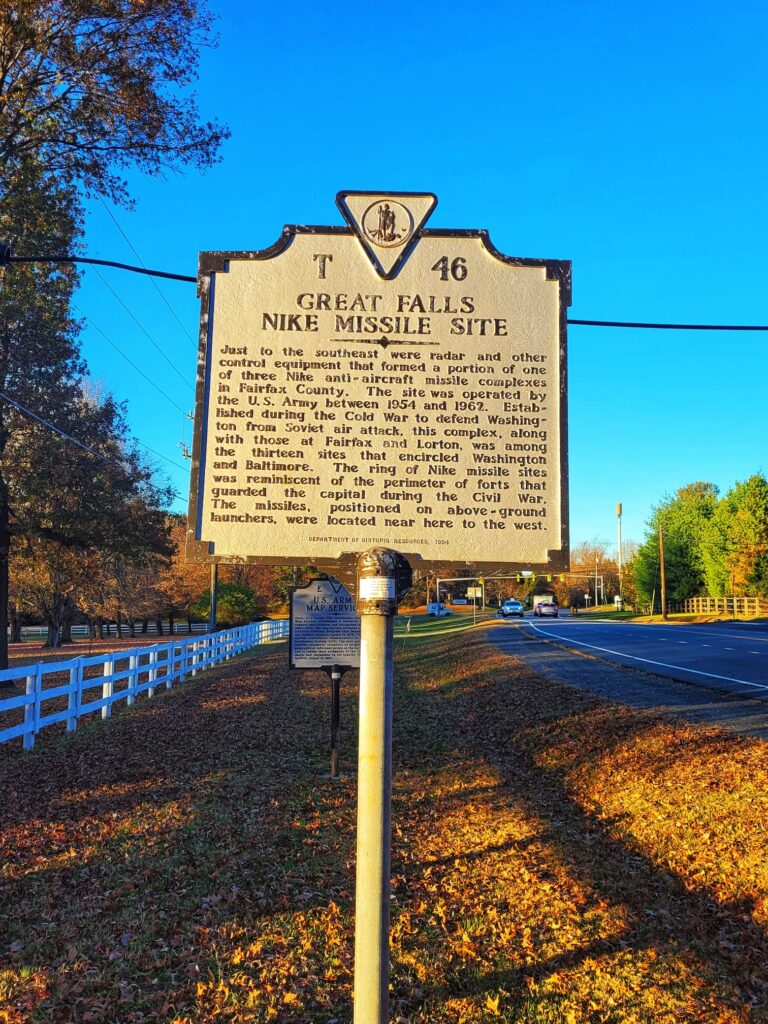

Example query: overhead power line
[6,253,196,283]
[90,265,192,389]
[5,248,768,330]
[72,302,188,415]
[0,391,114,463]
[0,392,187,495]
[568,319,768,331]
[98,197,196,342]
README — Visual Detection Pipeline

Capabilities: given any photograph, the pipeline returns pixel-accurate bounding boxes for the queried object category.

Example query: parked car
[533,600,559,618]
[500,599,525,618]
[426,602,452,617]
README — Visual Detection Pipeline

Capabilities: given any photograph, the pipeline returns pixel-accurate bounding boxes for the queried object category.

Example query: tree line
[632,477,768,610]
[9,513,302,645]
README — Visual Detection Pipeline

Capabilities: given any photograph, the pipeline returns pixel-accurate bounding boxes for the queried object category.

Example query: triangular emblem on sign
[336,191,438,279]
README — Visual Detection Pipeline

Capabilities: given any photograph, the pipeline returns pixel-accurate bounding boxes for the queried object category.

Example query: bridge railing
[0,619,288,750]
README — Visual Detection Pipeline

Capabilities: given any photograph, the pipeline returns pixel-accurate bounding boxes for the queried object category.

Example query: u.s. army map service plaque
[187,192,570,574]
[290,577,361,671]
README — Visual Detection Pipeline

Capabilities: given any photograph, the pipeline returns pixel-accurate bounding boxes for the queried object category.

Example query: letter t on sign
[313,254,333,278]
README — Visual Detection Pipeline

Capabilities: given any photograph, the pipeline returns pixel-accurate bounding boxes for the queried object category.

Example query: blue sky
[73,0,768,556]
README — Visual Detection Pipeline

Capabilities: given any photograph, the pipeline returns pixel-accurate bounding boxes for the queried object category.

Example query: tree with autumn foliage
[0,1,228,207]
[6,379,174,645]
[701,474,768,598]
[0,2,227,663]
[156,516,211,633]
[0,160,86,663]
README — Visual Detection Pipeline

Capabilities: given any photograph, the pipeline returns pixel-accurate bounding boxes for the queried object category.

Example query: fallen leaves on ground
[1,629,767,1022]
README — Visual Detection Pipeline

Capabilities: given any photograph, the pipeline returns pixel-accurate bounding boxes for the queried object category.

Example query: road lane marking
[725,648,735,651]
[526,623,768,691]
[581,623,768,644]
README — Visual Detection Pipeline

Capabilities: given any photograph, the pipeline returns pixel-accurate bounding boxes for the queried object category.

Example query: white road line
[527,623,768,691]
[725,647,735,651]
[702,644,711,647]
[580,622,768,644]
[678,641,688,644]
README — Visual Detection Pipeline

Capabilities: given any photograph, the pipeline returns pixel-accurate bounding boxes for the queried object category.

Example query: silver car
[533,601,559,618]
[500,599,524,618]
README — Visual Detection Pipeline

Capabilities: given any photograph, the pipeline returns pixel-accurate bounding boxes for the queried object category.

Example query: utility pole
[659,525,667,621]
[595,558,599,610]
[617,502,623,600]
[209,563,218,632]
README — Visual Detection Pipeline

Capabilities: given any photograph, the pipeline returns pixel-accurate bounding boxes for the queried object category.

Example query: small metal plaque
[290,577,361,671]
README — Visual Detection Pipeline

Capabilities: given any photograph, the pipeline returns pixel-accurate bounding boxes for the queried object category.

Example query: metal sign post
[330,666,342,777]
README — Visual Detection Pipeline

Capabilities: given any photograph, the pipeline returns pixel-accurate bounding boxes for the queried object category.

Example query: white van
[426,602,452,617]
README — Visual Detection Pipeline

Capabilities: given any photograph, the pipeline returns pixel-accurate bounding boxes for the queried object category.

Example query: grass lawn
[575,609,768,625]
[2,627,768,1022]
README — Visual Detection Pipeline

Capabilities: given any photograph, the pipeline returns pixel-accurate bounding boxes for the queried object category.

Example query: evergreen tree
[190,581,261,629]
[0,159,84,664]
[633,482,718,607]
[0,3,227,663]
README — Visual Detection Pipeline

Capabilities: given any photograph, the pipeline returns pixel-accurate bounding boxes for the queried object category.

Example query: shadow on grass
[0,647,360,1021]
[393,630,768,1020]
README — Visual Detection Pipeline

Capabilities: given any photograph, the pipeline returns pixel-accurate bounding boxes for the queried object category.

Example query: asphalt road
[499,614,768,697]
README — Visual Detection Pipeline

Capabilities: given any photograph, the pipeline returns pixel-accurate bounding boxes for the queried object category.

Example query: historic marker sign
[290,577,360,671]
[187,192,570,575]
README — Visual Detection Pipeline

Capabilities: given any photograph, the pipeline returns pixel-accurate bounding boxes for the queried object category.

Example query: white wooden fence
[12,622,208,641]
[0,619,288,750]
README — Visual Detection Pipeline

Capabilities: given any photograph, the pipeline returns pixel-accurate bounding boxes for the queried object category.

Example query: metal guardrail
[0,619,288,750]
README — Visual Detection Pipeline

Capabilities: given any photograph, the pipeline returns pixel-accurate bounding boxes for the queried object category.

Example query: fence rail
[671,596,768,616]
[11,622,208,641]
[0,619,288,750]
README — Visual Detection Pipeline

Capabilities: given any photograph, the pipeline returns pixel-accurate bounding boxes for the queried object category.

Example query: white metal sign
[188,192,570,575]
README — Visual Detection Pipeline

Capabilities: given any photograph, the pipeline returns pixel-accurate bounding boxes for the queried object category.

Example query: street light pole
[617,502,623,600]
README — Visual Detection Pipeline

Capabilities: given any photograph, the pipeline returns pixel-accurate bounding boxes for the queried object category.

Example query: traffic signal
[546,575,552,582]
